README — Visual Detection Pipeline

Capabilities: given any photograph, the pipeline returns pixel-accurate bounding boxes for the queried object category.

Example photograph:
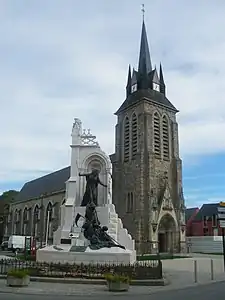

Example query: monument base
[36,244,135,265]
[45,204,136,265]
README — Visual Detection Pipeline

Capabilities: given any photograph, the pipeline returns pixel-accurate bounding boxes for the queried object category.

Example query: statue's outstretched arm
[79,172,90,176]
[98,179,107,188]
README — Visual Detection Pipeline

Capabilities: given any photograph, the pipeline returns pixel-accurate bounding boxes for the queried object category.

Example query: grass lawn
[194,252,223,255]
[137,253,189,261]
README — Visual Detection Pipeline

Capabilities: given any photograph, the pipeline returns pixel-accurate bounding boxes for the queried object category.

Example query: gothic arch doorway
[158,214,177,253]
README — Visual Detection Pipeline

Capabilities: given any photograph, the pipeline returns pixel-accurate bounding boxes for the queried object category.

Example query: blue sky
[0,0,225,208]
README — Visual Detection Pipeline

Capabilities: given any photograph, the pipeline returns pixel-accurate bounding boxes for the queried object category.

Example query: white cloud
[1,0,225,189]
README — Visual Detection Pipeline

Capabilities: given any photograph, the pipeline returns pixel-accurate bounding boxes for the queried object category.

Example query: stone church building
[4,19,186,254]
[110,20,186,254]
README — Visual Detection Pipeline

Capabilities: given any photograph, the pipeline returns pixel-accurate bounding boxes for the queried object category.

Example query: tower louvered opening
[153,112,161,158]
[162,116,169,160]
[131,113,138,157]
[124,117,130,162]
[126,192,134,213]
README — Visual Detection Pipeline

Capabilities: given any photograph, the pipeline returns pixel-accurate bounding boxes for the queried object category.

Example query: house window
[212,215,217,227]
[203,216,208,227]
[162,115,169,160]
[203,227,208,236]
[131,113,138,158]
[153,112,161,158]
[124,117,130,162]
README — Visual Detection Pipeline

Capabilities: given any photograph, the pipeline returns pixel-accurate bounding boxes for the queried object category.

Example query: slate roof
[193,203,219,221]
[185,207,198,223]
[15,166,70,203]
[115,88,178,115]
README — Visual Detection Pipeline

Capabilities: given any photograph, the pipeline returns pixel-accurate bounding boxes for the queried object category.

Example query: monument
[36,118,136,264]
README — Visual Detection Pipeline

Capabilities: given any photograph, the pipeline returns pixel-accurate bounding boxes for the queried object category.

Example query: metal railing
[0,258,162,280]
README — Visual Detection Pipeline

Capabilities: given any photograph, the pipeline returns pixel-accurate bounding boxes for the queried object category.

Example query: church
[4,18,186,254]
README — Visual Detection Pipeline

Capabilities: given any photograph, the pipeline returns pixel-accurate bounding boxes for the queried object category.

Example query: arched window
[23,207,28,222]
[34,205,40,221]
[162,115,169,160]
[23,207,30,235]
[153,112,161,158]
[45,202,53,243]
[126,193,130,213]
[131,113,138,157]
[33,205,40,237]
[14,209,21,235]
[130,192,134,212]
[15,209,20,223]
[126,192,134,213]
[124,117,130,162]
[46,202,53,222]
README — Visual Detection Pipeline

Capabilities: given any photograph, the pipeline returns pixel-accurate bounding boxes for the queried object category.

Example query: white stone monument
[36,118,136,265]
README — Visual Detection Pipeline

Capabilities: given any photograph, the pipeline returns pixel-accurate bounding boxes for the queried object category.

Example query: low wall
[187,236,223,253]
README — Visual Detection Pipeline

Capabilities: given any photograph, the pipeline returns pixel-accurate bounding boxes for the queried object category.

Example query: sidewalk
[0,275,225,296]
[0,279,159,296]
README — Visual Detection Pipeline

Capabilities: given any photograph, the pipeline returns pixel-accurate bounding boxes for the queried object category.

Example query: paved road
[0,250,14,259]
[0,281,225,299]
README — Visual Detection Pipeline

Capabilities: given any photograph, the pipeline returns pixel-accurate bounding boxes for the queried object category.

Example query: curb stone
[0,278,225,296]
[0,274,167,286]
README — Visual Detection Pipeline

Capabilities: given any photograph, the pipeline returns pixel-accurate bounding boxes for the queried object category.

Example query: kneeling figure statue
[75,200,125,250]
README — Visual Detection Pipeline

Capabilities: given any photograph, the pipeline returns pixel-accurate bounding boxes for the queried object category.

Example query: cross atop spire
[141,4,145,21]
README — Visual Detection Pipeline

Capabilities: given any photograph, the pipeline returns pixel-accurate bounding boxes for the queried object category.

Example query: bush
[104,273,130,283]
[7,269,30,279]
[17,254,36,261]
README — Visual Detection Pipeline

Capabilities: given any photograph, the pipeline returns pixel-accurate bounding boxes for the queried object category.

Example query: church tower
[110,17,186,254]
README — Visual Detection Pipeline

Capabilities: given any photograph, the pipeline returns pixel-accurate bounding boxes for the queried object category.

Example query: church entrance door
[158,214,176,253]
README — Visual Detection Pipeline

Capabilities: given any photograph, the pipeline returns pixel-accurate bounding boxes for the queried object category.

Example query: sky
[0,0,225,208]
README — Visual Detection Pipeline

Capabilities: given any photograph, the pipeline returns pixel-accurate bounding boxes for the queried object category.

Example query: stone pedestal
[37,204,136,265]
[36,245,134,265]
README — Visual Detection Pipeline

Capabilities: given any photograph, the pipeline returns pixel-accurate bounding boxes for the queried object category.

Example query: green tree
[0,190,19,202]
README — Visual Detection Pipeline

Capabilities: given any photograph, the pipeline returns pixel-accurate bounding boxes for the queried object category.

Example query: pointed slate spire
[131,68,137,85]
[159,63,166,95]
[126,65,131,87]
[159,63,165,84]
[138,21,152,76]
[126,65,131,97]
[152,66,160,84]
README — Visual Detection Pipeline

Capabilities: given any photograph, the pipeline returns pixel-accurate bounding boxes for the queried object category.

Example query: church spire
[115,5,178,115]
[126,65,131,97]
[138,7,152,76]
[159,63,166,95]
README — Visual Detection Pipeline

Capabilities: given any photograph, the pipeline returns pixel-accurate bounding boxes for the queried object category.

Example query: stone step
[108,230,117,234]
[108,234,117,241]
[109,213,118,219]
[109,215,118,220]
[107,224,117,231]
[108,227,118,233]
